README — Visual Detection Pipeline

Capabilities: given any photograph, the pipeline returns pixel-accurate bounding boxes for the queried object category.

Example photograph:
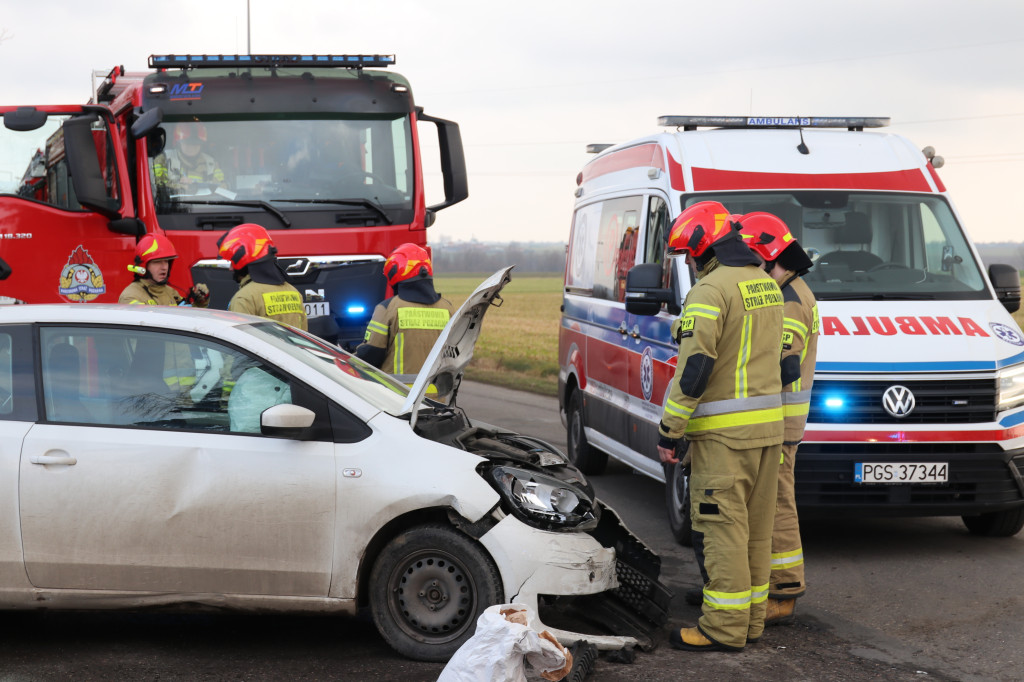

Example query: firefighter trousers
[770,441,806,599]
[690,439,781,648]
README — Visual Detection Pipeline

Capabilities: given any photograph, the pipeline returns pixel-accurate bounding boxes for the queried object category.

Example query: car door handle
[30,454,77,466]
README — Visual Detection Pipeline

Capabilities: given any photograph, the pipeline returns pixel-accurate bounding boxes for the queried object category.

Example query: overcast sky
[3,0,1023,245]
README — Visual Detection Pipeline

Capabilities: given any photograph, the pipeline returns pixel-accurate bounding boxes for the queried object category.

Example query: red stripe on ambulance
[581,144,665,184]
[690,168,933,192]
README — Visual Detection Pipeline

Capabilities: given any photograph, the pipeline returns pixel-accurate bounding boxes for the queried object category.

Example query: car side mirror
[989,263,1021,314]
[261,403,316,439]
[625,263,679,316]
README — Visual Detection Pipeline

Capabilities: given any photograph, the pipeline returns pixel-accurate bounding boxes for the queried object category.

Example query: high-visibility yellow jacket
[361,295,453,375]
[659,259,785,448]
[228,276,308,331]
[119,279,208,307]
[779,273,819,443]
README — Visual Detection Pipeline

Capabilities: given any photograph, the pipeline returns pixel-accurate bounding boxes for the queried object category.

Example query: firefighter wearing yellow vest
[737,211,819,625]
[657,201,784,653]
[217,223,308,331]
[355,243,453,377]
[119,234,210,307]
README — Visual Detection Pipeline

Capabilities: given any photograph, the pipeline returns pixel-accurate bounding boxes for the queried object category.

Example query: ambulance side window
[644,195,673,291]
[592,196,643,302]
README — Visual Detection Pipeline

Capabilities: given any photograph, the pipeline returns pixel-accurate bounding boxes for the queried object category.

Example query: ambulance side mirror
[625,263,679,316]
[989,263,1021,314]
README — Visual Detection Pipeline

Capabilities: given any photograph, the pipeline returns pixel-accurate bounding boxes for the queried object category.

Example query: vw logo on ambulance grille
[882,385,916,418]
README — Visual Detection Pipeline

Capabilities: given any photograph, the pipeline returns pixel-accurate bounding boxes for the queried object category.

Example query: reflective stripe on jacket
[228,276,308,331]
[780,275,819,442]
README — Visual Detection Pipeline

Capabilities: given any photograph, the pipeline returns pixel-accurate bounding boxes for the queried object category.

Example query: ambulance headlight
[997,364,1024,411]
[486,466,596,530]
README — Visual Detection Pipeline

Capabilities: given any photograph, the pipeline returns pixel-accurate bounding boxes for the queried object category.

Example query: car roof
[0,303,262,332]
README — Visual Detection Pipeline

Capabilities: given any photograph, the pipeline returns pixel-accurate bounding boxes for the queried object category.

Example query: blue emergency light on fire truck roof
[148,54,396,70]
[657,115,891,130]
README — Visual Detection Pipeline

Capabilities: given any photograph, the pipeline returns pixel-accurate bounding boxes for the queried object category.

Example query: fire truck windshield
[150,116,414,229]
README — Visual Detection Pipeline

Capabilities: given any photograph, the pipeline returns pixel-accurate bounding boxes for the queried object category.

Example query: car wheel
[369,523,504,662]
[566,389,607,475]
[664,462,693,546]
[961,507,1024,537]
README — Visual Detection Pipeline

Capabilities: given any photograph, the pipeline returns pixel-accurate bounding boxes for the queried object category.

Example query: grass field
[433,273,562,396]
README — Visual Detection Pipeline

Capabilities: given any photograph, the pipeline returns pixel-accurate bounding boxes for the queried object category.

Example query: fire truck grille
[809,378,997,424]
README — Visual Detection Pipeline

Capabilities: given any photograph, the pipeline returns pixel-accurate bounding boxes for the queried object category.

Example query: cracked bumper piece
[478,504,672,651]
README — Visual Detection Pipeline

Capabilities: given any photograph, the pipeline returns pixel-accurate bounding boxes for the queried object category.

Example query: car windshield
[686,191,988,301]
[149,117,413,228]
[245,321,412,416]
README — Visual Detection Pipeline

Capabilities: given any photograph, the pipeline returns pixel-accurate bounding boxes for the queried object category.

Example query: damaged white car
[0,267,670,661]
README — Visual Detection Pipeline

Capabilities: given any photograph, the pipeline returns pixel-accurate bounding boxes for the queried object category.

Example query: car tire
[664,462,693,547]
[369,523,504,662]
[566,389,607,475]
[961,507,1024,537]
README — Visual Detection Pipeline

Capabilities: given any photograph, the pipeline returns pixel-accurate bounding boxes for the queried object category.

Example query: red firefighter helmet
[736,212,795,262]
[666,201,733,257]
[173,122,208,144]
[217,223,276,270]
[384,243,433,287]
[134,234,178,267]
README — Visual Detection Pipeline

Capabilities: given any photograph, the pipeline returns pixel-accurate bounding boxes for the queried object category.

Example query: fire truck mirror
[3,107,49,132]
[0,257,11,281]
[130,107,163,139]
[63,114,121,218]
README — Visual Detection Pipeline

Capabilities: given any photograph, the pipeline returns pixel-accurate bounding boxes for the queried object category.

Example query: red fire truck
[0,54,468,347]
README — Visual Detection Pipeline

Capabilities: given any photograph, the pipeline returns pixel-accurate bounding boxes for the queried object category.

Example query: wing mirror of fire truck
[625,263,681,316]
[416,110,469,214]
[0,257,11,280]
[130,108,166,157]
[3,107,49,132]
[988,263,1022,314]
[62,114,121,219]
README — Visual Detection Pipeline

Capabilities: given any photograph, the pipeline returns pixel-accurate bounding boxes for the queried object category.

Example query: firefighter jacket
[153,149,225,192]
[779,273,819,443]
[119,279,209,308]
[659,258,785,448]
[228,275,308,331]
[357,280,454,376]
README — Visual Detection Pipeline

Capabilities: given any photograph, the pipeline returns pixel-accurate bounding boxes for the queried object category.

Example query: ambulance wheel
[567,389,607,475]
[665,462,693,546]
[961,507,1024,537]
[369,524,503,662]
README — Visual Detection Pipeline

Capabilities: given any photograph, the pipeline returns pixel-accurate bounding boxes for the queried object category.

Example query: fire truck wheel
[566,388,607,475]
[961,507,1024,537]
[664,462,693,546]
[369,524,503,662]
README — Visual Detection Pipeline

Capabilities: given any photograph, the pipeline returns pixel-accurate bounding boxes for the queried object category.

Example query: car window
[39,326,313,436]
[0,325,35,422]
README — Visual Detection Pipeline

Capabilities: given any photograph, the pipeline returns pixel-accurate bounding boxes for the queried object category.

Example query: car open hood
[400,266,514,427]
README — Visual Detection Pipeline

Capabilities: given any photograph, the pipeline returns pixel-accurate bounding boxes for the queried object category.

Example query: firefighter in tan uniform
[153,122,226,196]
[119,234,210,307]
[355,243,453,379]
[737,212,818,625]
[217,223,308,331]
[657,201,785,653]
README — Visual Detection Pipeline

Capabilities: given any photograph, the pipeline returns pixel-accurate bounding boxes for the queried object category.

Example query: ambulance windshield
[687,192,988,301]
[148,117,414,229]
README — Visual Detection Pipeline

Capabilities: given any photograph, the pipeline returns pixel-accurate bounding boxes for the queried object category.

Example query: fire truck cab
[0,54,467,348]
[559,115,1024,538]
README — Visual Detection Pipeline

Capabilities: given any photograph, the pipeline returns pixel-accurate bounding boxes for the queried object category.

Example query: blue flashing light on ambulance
[559,115,1024,539]
[0,53,468,349]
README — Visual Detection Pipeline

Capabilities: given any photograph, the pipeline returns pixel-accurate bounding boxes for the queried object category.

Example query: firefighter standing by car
[354,243,453,378]
[119,234,210,307]
[656,201,784,653]
[736,211,818,624]
[217,223,308,331]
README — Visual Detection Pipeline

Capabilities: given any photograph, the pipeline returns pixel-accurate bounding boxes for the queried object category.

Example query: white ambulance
[558,116,1024,539]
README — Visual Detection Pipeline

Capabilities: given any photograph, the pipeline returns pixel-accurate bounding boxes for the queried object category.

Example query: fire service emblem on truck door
[58,246,106,302]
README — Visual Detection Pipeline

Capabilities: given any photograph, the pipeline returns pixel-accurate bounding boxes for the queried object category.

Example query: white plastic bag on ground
[437,603,572,682]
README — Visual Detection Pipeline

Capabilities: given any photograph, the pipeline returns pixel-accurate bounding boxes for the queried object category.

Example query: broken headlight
[487,465,597,530]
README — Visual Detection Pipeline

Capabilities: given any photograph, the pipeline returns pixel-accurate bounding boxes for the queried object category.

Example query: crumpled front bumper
[477,502,672,650]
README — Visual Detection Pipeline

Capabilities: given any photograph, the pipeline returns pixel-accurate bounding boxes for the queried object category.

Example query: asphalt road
[1,382,1020,681]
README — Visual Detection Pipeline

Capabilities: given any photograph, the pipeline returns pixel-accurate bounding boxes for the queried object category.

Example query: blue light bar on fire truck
[148,54,396,70]
[657,116,890,131]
